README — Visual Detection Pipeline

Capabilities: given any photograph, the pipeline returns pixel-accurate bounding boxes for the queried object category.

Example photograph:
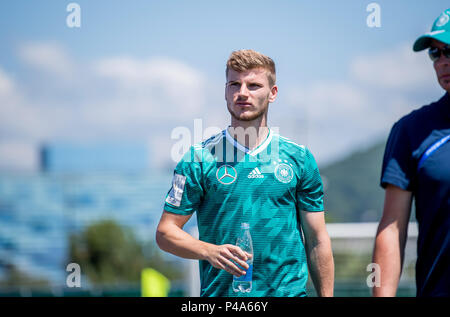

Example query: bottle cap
[241,223,250,229]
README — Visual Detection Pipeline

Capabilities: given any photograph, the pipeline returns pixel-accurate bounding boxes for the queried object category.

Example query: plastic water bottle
[232,223,253,293]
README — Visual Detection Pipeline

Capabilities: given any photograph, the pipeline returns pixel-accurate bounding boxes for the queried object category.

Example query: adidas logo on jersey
[248,167,264,179]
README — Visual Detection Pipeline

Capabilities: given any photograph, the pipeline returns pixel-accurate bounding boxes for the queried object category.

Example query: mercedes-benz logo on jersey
[274,163,294,183]
[216,164,237,185]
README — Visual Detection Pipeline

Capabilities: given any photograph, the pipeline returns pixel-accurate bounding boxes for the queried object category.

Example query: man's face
[225,68,277,122]
[430,39,450,92]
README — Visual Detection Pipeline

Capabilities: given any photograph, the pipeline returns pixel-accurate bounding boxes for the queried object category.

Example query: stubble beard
[227,102,269,122]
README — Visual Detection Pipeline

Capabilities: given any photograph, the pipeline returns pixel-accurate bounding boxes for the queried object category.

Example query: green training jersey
[164,127,324,297]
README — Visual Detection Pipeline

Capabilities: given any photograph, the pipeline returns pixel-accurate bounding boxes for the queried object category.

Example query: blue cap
[413,8,450,51]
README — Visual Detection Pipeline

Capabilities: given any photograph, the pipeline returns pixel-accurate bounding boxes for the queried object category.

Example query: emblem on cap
[436,11,449,27]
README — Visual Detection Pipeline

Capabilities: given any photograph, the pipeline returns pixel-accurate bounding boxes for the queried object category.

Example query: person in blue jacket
[373,8,450,297]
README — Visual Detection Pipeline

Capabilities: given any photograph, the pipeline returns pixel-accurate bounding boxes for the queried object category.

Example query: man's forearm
[156,222,210,260]
[372,225,405,297]
[307,237,334,297]
[156,220,250,277]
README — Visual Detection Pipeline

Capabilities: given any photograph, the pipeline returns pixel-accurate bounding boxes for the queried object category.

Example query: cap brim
[413,31,450,51]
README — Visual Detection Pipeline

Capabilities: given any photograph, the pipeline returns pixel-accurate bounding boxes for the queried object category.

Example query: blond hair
[226,49,276,86]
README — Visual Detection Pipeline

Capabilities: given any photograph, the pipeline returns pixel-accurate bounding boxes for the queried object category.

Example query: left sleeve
[380,118,416,191]
[296,147,324,212]
[163,146,204,215]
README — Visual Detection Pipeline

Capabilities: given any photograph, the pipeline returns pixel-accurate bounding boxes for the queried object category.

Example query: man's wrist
[197,241,212,261]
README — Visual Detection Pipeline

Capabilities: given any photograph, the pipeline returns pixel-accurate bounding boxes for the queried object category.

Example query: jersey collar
[225,126,273,156]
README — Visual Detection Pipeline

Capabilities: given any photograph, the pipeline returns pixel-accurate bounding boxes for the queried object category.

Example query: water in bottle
[232,222,253,293]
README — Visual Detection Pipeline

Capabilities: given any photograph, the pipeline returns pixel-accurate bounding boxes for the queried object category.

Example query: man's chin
[439,80,450,92]
[231,112,262,122]
[228,107,267,122]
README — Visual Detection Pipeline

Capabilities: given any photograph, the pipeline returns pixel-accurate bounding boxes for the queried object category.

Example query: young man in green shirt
[156,49,334,297]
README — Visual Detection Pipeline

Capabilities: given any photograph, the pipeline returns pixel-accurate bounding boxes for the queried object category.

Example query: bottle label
[233,262,253,282]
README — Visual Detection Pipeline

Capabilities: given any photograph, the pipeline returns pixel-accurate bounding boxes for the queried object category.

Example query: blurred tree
[320,141,386,222]
[0,263,50,288]
[68,219,182,286]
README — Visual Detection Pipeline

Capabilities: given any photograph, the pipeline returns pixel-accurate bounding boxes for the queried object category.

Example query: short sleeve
[296,147,324,212]
[380,119,416,191]
[164,147,204,215]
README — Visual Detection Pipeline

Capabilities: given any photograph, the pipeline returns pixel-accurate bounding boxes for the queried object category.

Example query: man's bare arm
[372,185,412,296]
[155,210,249,277]
[300,210,334,297]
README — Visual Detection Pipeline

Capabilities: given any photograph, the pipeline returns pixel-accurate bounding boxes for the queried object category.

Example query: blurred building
[40,143,150,173]
[0,142,194,295]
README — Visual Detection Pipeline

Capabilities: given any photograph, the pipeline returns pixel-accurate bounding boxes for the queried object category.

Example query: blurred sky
[0,0,448,171]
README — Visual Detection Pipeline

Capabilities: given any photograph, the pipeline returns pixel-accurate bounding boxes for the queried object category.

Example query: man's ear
[269,85,278,103]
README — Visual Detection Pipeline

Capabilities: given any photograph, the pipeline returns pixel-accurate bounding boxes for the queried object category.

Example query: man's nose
[238,84,249,96]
